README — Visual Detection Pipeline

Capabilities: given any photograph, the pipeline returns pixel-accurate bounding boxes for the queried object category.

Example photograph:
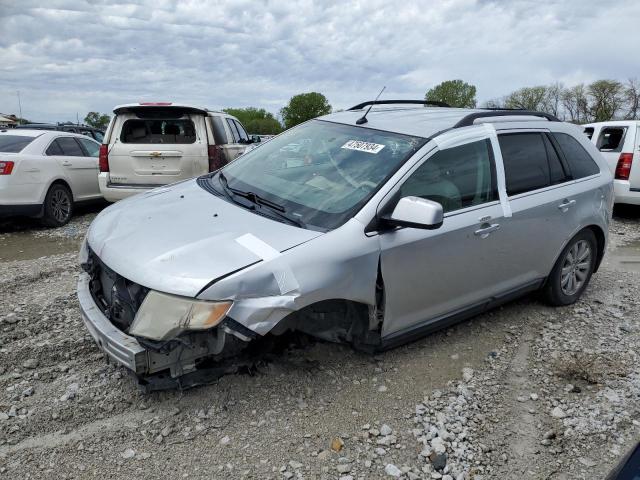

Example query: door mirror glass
[387,196,443,229]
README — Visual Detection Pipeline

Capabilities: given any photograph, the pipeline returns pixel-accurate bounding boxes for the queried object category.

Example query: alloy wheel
[50,189,71,223]
[560,239,592,296]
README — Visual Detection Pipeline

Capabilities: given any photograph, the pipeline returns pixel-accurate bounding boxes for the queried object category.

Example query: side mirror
[384,196,443,230]
[251,135,261,143]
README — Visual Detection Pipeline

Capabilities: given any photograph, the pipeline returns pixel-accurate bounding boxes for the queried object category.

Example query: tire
[542,229,597,306]
[41,183,74,227]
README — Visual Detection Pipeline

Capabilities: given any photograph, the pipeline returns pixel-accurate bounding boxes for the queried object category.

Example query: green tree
[588,79,625,122]
[222,107,283,135]
[280,92,332,129]
[84,112,110,129]
[504,86,548,111]
[425,79,477,108]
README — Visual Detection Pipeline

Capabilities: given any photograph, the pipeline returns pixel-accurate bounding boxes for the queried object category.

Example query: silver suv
[78,101,613,388]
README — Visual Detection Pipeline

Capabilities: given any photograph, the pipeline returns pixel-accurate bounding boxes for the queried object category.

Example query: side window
[45,139,63,156]
[78,138,99,157]
[595,127,627,152]
[399,139,497,213]
[553,132,601,178]
[234,120,249,142]
[210,116,228,145]
[226,119,240,143]
[583,127,594,140]
[56,137,84,156]
[498,133,551,196]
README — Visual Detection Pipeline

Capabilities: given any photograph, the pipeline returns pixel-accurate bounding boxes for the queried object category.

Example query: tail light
[99,145,109,172]
[0,160,14,175]
[208,145,225,172]
[615,153,633,180]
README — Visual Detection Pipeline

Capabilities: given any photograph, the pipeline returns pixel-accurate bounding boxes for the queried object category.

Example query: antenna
[356,86,385,125]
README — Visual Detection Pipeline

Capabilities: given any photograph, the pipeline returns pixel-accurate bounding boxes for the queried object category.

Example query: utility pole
[17,91,23,125]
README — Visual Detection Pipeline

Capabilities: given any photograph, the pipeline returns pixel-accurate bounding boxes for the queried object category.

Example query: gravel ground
[0,207,639,479]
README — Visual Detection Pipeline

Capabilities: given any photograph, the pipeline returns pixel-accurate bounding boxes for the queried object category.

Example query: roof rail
[453,110,560,128]
[348,99,450,111]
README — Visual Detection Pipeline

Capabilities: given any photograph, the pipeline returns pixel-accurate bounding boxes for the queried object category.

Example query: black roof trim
[348,99,451,111]
[453,110,560,128]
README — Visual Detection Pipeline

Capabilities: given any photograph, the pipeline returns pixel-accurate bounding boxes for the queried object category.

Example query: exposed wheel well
[48,179,73,199]
[274,299,380,348]
[584,225,606,272]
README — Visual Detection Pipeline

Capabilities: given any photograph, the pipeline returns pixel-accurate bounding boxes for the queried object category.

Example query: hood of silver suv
[86,179,323,297]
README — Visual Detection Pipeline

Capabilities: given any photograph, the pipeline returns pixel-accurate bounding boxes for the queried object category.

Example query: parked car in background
[98,103,255,202]
[78,101,612,388]
[0,129,102,226]
[583,120,639,205]
[15,123,105,142]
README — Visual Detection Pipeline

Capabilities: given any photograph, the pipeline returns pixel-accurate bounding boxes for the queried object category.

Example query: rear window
[596,127,627,152]
[120,119,196,144]
[0,135,36,153]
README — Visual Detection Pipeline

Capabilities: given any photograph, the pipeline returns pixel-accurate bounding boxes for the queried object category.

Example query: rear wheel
[543,229,597,306]
[41,183,73,227]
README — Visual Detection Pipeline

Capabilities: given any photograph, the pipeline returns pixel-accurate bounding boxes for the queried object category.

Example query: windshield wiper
[217,172,305,228]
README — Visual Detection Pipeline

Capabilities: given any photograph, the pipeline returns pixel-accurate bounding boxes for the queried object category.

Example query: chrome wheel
[50,188,71,223]
[560,240,592,296]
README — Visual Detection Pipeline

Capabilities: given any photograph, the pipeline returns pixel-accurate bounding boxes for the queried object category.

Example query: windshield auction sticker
[341,140,385,154]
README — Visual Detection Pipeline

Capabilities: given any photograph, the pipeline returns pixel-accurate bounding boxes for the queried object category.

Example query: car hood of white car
[86,179,323,297]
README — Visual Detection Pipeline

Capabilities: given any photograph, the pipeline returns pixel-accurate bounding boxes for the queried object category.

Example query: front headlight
[129,290,232,341]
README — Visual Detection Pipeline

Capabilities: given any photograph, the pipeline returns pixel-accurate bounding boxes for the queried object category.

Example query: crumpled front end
[78,213,383,390]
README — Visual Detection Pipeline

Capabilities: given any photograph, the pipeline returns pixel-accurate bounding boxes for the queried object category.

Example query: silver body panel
[80,109,613,378]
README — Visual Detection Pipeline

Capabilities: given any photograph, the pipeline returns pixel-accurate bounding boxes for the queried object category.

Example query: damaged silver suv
[78,100,613,389]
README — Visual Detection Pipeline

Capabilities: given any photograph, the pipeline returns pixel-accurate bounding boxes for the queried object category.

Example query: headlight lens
[129,290,232,341]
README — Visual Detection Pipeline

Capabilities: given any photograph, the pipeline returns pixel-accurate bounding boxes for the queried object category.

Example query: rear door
[107,108,208,186]
[50,136,99,199]
[76,137,101,197]
[494,130,579,280]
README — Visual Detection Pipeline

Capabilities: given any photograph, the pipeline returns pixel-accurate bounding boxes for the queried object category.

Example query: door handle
[558,199,576,211]
[474,223,500,237]
[62,161,72,166]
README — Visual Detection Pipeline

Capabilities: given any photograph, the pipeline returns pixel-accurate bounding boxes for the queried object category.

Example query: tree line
[426,78,640,123]
[81,77,639,134]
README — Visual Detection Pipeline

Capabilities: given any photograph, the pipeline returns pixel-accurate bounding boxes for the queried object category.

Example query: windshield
[208,120,426,230]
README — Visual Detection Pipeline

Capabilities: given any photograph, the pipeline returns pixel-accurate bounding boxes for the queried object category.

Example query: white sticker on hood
[341,140,385,154]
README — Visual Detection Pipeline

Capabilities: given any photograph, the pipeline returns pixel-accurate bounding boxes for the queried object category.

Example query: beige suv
[98,103,255,201]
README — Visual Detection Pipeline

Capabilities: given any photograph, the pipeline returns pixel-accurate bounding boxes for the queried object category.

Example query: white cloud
[0,0,638,122]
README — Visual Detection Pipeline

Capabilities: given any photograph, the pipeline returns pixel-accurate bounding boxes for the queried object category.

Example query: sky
[1,0,639,123]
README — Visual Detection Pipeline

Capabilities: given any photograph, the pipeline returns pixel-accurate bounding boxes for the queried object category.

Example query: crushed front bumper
[78,273,148,374]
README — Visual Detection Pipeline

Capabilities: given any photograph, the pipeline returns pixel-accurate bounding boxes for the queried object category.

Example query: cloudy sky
[1,0,639,123]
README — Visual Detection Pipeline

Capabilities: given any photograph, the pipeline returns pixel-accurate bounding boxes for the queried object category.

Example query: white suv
[583,120,639,205]
[98,103,255,202]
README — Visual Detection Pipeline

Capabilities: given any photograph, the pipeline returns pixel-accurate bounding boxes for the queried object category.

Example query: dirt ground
[0,204,639,479]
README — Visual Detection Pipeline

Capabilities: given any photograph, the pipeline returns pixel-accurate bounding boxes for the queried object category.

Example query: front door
[379,132,510,338]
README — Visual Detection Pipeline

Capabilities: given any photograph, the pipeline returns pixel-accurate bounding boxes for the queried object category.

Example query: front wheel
[542,229,597,306]
[41,183,74,227]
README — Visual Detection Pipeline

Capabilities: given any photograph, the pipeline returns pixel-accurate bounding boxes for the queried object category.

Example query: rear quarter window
[553,133,600,179]
[0,135,36,153]
[120,119,196,144]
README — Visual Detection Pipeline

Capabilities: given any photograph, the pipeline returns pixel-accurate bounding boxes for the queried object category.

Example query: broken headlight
[129,290,232,341]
